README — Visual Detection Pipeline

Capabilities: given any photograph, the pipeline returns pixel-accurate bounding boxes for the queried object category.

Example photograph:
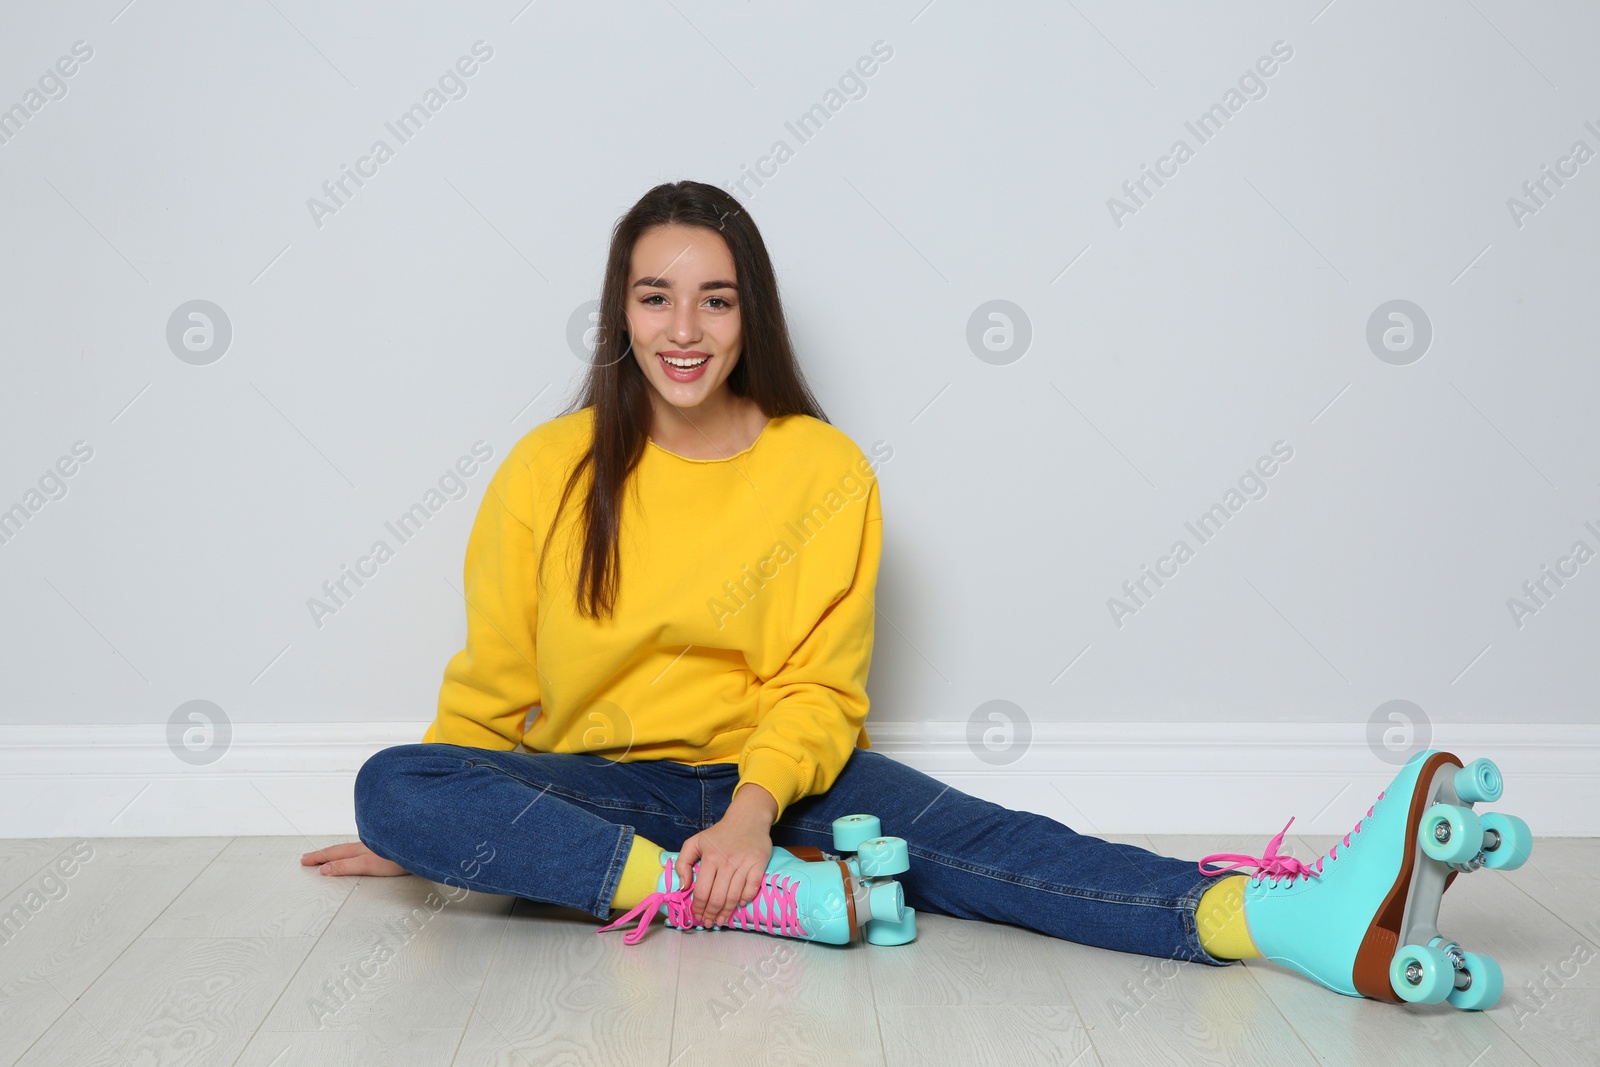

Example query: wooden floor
[1,832,1594,1066]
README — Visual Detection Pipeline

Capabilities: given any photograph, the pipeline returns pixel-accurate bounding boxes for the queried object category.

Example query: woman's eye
[640,293,733,308]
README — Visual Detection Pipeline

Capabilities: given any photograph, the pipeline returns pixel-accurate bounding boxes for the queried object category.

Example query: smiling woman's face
[626,223,742,415]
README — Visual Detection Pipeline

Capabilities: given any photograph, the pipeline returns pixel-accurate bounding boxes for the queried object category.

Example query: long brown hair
[546,180,829,619]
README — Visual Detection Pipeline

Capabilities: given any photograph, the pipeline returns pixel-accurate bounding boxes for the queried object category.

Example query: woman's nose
[671,307,700,342]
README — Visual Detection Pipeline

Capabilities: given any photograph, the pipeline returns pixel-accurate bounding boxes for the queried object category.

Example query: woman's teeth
[662,354,710,368]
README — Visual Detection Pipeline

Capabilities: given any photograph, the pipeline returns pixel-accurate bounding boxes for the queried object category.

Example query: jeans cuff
[594,823,634,920]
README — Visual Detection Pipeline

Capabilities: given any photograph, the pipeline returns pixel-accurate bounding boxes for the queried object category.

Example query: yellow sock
[1196,875,1261,960]
[611,832,668,910]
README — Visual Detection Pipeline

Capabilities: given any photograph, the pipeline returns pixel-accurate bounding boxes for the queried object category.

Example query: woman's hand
[675,783,779,929]
[301,841,411,877]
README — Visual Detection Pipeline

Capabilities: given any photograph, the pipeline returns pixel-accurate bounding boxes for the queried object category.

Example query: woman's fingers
[690,849,721,925]
[322,852,410,877]
[299,841,366,866]
[675,840,700,894]
[714,864,756,928]
[739,867,764,923]
[707,870,726,927]
[715,864,748,927]
[725,866,752,927]
[699,862,731,926]
[300,840,410,877]
[677,835,775,926]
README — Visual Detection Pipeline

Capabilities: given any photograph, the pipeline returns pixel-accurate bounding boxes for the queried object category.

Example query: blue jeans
[354,744,1228,965]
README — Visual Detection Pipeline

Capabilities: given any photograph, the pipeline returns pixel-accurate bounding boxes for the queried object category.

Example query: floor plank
[1498,837,1600,947]
[144,834,356,939]
[1055,939,1313,1066]
[672,927,885,1066]
[880,1005,1097,1067]
[15,935,315,1067]
[1245,961,1537,1066]
[256,872,513,1035]
[448,899,681,1067]
[0,839,75,901]
[867,908,1073,1007]
[0,843,228,1065]
[71,836,237,865]
[1487,985,1600,1065]
[233,1027,465,1067]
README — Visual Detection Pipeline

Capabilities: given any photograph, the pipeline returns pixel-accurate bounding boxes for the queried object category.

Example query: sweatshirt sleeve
[734,475,883,822]
[422,445,542,750]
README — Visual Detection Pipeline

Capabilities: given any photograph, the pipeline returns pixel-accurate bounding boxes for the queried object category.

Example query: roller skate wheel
[857,836,910,877]
[1446,951,1503,1011]
[1420,804,1484,866]
[832,814,882,852]
[865,878,905,923]
[865,906,917,946]
[1391,943,1454,1003]
[1454,758,1503,804]
[1478,812,1532,871]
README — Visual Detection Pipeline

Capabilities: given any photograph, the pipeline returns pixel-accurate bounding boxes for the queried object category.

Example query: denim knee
[353,742,433,840]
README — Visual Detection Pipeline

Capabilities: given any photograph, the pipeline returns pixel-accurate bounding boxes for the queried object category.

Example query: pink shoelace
[596,855,809,945]
[1197,791,1384,883]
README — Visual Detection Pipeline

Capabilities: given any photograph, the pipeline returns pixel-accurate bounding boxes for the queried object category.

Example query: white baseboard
[1,721,1595,839]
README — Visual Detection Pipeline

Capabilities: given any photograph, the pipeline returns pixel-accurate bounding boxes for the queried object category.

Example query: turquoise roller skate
[1199,750,1531,1010]
[597,814,917,947]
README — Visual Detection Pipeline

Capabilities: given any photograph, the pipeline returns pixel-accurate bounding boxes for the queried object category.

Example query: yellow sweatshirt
[421,407,887,822]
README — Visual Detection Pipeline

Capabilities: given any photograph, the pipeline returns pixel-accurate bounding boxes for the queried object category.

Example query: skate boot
[597,815,917,947]
[1198,749,1531,1010]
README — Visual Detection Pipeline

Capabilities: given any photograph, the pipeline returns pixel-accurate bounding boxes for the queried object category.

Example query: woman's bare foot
[301,840,411,877]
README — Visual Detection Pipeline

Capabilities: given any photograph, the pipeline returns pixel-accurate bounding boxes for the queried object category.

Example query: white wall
[2,1,1596,836]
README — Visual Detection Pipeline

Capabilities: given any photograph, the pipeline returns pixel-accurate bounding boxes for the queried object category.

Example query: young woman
[302,180,1521,1011]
